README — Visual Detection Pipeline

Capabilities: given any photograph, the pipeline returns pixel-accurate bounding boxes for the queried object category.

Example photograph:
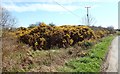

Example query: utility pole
[85,6,91,26]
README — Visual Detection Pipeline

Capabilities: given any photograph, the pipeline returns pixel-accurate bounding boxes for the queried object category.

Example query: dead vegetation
[2,31,89,72]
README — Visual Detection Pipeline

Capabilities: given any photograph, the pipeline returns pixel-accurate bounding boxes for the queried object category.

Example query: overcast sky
[1,0,119,29]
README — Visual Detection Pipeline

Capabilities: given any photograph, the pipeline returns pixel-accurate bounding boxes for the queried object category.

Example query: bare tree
[0,7,17,29]
[81,15,97,26]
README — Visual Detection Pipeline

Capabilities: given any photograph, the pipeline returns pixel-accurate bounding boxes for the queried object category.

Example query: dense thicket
[15,23,115,50]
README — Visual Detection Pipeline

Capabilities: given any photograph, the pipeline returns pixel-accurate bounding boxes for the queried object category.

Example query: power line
[52,0,81,19]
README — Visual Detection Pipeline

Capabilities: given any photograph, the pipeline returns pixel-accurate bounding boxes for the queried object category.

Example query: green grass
[58,35,115,72]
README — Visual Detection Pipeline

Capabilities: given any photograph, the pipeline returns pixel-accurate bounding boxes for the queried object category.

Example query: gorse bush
[15,23,114,50]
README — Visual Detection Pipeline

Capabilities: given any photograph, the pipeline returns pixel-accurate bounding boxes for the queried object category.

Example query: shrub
[15,23,114,50]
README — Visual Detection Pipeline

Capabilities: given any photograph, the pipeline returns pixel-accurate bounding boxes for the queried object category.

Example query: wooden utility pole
[85,7,91,26]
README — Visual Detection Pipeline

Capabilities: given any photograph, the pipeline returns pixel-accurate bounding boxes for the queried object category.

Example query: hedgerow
[15,23,114,50]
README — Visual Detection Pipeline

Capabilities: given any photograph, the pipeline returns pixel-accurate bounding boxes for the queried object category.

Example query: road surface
[104,36,119,72]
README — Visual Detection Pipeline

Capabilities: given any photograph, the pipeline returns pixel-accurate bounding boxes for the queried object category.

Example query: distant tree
[28,22,43,28]
[107,26,114,30]
[107,26,115,34]
[0,7,17,29]
[28,24,37,28]
[17,27,27,30]
[49,22,55,26]
[82,15,97,26]
[116,29,120,31]
[36,22,42,26]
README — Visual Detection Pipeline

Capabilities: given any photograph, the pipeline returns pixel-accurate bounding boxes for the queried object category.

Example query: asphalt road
[118,36,120,74]
[105,36,119,72]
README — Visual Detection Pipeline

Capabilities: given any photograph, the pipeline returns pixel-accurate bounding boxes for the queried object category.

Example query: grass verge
[58,35,115,72]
